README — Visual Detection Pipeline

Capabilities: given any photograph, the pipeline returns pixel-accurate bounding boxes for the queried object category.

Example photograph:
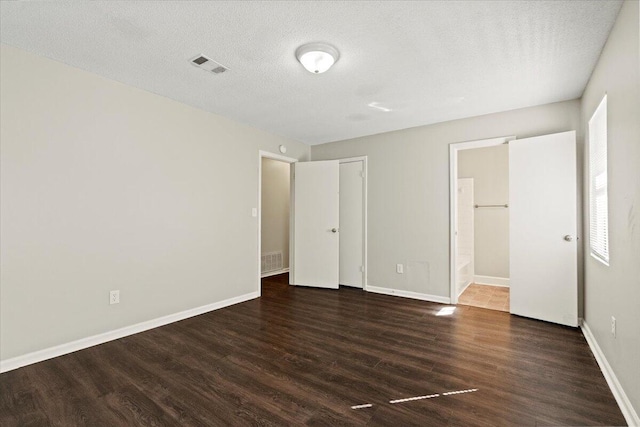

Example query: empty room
[1,1,639,426]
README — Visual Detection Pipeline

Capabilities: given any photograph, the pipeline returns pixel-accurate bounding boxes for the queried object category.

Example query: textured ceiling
[0,1,622,145]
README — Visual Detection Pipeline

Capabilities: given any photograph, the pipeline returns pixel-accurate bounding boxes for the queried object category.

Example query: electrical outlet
[611,316,616,337]
[110,290,120,305]
[396,264,404,274]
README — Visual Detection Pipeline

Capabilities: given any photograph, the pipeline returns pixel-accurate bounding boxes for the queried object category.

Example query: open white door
[292,161,340,289]
[509,131,578,327]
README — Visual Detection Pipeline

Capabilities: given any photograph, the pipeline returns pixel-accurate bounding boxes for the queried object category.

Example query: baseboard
[473,275,510,287]
[367,286,451,304]
[261,268,289,278]
[580,320,639,426]
[0,291,259,374]
[457,280,472,297]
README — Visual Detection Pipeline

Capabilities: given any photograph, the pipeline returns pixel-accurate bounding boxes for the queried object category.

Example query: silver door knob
[331,228,338,233]
[564,235,573,242]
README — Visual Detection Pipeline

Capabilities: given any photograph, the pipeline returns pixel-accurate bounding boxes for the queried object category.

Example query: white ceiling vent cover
[190,54,228,74]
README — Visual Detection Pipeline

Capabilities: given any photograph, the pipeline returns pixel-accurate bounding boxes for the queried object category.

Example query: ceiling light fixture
[295,43,340,74]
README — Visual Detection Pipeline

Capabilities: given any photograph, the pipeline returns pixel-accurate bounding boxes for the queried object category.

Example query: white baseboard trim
[580,320,639,426]
[367,286,451,304]
[261,268,289,278]
[473,275,510,287]
[0,291,259,374]
[457,280,472,297]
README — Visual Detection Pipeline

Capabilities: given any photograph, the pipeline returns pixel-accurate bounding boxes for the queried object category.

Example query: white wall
[261,158,290,270]
[0,44,309,361]
[581,0,640,419]
[458,145,509,280]
[311,99,581,301]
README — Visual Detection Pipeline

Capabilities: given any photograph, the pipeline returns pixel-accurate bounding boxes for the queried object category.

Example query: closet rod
[474,204,509,208]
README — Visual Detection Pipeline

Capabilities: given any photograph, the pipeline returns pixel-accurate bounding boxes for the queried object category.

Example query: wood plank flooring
[1,274,626,426]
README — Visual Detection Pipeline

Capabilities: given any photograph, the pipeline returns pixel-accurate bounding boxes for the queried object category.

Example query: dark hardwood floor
[1,274,626,426]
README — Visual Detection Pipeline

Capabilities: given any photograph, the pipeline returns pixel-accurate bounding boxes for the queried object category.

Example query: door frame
[338,156,368,290]
[257,150,297,296]
[449,136,514,304]
[257,152,368,294]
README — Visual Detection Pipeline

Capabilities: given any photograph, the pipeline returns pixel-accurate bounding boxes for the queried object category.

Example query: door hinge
[360,171,365,178]
[360,265,365,272]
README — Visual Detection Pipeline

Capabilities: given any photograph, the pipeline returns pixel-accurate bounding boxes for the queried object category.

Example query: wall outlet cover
[110,290,120,305]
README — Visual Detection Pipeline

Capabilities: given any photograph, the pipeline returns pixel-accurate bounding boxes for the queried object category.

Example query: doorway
[449,137,515,311]
[455,144,511,312]
[449,132,578,327]
[290,156,368,290]
[258,152,368,294]
[260,157,291,277]
[258,150,297,296]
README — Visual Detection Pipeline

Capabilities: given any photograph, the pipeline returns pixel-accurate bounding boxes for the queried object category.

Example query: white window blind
[588,95,609,265]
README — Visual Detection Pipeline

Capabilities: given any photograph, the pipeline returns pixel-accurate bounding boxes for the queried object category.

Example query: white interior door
[339,161,364,288]
[292,161,340,288]
[509,131,578,326]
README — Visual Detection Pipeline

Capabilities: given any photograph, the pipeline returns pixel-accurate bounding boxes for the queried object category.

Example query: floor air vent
[261,252,283,274]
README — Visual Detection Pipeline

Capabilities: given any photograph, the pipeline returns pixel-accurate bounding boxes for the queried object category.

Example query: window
[588,95,609,265]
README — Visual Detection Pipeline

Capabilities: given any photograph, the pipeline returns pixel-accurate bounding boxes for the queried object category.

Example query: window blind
[588,95,609,265]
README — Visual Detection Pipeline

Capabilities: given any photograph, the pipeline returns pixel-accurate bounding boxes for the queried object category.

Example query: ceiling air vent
[190,54,228,74]
[192,56,209,65]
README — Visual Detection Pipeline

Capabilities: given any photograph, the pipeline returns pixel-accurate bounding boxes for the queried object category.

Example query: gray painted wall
[581,0,640,417]
[0,44,309,360]
[311,99,581,300]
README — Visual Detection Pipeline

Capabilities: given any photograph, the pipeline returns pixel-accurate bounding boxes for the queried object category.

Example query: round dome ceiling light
[295,43,340,74]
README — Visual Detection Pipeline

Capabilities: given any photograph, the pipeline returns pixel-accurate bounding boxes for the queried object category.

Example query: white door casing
[339,161,364,288]
[509,131,578,327]
[292,160,340,289]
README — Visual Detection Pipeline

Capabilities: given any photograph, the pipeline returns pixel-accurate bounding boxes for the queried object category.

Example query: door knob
[564,235,573,242]
[331,228,338,233]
